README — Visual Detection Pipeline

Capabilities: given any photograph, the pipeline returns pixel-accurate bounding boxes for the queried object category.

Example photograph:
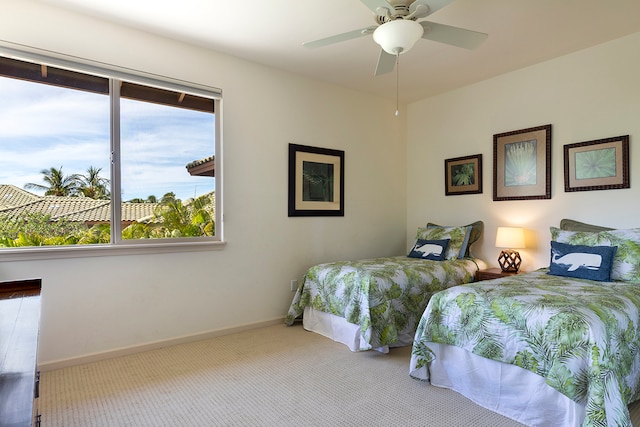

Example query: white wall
[0,1,407,367]
[407,32,640,271]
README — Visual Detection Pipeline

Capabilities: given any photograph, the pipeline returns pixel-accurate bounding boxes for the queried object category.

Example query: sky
[0,76,215,201]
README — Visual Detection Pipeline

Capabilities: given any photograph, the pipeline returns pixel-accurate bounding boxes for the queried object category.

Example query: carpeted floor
[40,323,640,426]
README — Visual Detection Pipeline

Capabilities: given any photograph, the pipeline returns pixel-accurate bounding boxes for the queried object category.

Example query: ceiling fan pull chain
[395,53,400,117]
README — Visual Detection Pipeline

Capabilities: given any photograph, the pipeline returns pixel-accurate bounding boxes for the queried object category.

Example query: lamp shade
[495,227,525,249]
[373,20,424,55]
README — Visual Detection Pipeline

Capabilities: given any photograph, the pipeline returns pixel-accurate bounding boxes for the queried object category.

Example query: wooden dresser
[0,278,42,427]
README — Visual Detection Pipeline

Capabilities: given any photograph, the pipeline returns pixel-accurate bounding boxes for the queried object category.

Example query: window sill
[0,240,226,262]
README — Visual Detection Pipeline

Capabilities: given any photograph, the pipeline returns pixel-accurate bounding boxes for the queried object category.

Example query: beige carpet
[40,323,640,426]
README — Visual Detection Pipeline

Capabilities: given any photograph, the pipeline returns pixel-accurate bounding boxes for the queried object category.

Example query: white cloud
[0,75,214,200]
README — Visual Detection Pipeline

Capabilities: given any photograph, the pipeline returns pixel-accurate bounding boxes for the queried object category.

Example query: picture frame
[493,124,552,201]
[288,143,344,217]
[444,154,482,196]
[564,135,629,192]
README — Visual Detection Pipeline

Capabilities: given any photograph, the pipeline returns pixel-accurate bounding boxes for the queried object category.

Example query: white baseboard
[39,317,285,372]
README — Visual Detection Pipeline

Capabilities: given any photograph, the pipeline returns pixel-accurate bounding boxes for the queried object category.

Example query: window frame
[0,43,224,260]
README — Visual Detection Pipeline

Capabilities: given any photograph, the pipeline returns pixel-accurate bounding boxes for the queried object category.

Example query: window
[0,52,221,252]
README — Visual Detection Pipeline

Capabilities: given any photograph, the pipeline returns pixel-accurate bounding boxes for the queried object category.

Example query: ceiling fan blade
[374,49,396,76]
[419,21,488,50]
[303,26,376,49]
[410,0,455,15]
[360,0,392,14]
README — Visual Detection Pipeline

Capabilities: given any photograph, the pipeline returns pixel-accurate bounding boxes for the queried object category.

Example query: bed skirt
[412,342,584,427]
[302,307,414,353]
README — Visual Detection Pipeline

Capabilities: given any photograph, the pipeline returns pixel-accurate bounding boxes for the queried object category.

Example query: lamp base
[498,250,521,272]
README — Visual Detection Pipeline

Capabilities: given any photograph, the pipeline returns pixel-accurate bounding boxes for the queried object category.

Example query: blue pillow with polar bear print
[548,241,617,282]
[408,239,450,261]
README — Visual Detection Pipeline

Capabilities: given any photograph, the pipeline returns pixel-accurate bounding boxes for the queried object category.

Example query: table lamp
[495,227,525,272]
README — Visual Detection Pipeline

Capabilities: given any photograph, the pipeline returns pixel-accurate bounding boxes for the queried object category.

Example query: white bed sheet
[418,342,584,427]
[302,307,414,353]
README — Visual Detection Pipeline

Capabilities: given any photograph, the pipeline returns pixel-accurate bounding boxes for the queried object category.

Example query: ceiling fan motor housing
[375,0,427,24]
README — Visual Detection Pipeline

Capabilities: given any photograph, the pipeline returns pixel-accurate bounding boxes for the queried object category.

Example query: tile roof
[0,185,41,210]
[186,155,214,177]
[185,155,214,169]
[0,184,158,223]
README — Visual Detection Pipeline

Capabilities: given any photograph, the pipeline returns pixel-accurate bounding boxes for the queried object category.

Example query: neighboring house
[0,156,215,229]
[0,184,158,228]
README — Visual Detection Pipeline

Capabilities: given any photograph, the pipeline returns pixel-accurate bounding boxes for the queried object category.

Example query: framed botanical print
[564,135,629,192]
[445,154,482,196]
[493,124,552,201]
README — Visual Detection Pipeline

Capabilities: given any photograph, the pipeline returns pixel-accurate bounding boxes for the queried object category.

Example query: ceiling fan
[304,0,488,76]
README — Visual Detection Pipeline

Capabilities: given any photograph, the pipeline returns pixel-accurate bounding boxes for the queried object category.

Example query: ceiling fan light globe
[373,19,424,55]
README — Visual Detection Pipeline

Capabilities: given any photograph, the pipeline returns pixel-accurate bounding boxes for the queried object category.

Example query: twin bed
[410,220,640,426]
[285,221,485,352]
[286,219,640,426]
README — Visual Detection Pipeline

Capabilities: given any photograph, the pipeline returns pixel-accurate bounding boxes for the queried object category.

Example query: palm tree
[160,192,177,203]
[24,166,81,196]
[78,166,110,199]
[150,193,214,238]
[153,195,193,237]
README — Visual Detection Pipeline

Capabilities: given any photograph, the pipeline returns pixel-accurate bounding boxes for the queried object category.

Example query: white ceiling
[37,0,640,103]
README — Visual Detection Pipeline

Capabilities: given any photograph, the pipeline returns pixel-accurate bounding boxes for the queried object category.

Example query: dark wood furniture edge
[0,278,42,296]
[476,268,519,281]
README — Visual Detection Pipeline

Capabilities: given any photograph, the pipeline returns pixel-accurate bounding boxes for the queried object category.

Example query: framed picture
[493,124,552,201]
[444,154,482,196]
[564,135,629,192]
[288,143,344,217]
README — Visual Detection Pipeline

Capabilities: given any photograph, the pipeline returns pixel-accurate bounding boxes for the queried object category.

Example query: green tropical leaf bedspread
[285,256,480,351]
[410,270,640,427]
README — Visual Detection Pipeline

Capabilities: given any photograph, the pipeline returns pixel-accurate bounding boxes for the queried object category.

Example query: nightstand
[476,268,519,281]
